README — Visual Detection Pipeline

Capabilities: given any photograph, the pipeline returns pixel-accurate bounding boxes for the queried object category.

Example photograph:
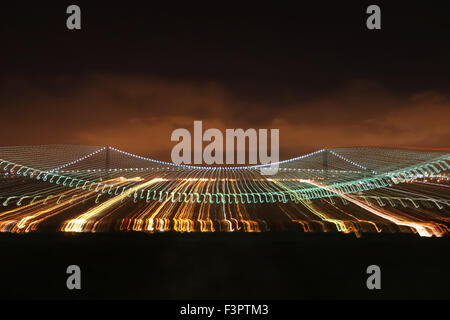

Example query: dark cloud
[1,74,449,161]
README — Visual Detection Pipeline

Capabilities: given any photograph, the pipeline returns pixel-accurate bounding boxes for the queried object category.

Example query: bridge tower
[105,146,110,179]
[323,148,329,178]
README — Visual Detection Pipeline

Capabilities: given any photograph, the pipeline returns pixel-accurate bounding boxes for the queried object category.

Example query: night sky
[1,1,449,160]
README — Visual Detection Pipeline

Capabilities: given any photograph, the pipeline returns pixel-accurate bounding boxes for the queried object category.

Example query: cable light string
[0,146,448,205]
[50,147,107,172]
[109,147,327,170]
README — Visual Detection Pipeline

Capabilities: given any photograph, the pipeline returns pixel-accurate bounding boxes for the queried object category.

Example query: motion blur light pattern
[0,145,449,237]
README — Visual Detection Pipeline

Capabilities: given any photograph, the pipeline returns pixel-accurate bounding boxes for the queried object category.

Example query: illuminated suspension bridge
[0,145,449,237]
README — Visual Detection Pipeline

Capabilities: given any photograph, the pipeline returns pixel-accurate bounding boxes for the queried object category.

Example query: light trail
[62,177,163,232]
[306,180,447,237]
[0,145,448,236]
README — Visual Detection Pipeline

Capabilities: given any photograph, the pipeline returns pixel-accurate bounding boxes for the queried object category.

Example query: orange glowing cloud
[0,75,449,160]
